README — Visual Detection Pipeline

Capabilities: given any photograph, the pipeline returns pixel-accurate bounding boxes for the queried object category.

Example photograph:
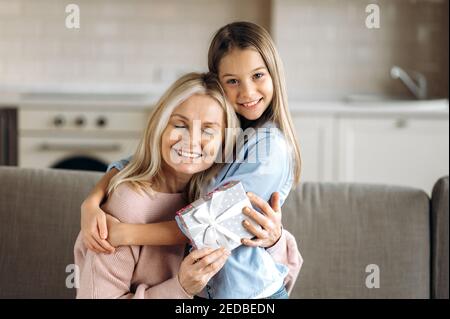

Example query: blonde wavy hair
[107,72,239,202]
[208,21,302,185]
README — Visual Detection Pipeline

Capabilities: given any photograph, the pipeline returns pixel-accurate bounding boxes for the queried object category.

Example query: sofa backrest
[283,182,431,298]
[0,167,100,298]
[0,167,437,298]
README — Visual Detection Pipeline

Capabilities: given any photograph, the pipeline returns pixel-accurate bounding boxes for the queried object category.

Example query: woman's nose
[185,125,202,150]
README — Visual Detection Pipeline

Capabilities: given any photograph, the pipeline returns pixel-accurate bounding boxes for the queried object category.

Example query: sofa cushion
[0,167,101,298]
[282,182,430,298]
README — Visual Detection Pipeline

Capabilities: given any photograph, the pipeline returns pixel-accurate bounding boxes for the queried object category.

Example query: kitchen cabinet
[292,115,335,182]
[291,105,449,194]
[337,116,449,194]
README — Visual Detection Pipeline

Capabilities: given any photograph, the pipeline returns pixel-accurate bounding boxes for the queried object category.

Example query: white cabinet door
[292,116,335,182]
[337,117,449,194]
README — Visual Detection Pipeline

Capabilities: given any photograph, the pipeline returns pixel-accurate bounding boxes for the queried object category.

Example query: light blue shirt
[107,121,294,298]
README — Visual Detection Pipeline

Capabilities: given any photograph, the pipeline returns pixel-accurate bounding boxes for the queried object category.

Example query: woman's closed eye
[202,128,217,136]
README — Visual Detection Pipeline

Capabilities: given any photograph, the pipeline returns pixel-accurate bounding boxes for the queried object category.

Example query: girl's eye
[226,78,238,85]
[174,124,187,129]
[253,72,264,80]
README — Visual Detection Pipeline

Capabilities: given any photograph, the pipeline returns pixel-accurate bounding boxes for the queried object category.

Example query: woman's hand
[178,247,230,296]
[81,200,115,254]
[241,192,283,248]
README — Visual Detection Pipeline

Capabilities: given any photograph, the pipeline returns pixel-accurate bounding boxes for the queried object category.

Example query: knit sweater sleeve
[76,244,192,299]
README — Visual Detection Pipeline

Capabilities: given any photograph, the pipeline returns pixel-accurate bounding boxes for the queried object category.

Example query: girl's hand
[178,247,231,296]
[104,214,124,248]
[241,192,283,248]
[81,200,115,254]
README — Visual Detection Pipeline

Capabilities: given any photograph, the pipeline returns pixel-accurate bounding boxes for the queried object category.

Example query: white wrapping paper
[175,181,260,250]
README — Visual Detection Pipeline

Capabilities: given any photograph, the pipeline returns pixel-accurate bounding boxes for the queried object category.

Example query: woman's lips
[172,148,202,159]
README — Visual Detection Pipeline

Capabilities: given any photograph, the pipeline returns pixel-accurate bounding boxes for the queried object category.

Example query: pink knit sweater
[74,184,303,299]
[74,184,191,299]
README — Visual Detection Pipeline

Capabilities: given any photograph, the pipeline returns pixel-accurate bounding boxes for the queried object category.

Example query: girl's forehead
[218,48,267,75]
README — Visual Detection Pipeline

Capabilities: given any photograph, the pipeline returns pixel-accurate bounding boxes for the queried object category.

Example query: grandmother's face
[161,94,225,178]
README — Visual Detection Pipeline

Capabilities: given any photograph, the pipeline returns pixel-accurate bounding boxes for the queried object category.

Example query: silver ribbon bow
[188,190,250,250]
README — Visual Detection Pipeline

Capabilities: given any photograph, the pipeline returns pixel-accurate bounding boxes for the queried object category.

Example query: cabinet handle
[39,143,121,152]
[395,118,408,128]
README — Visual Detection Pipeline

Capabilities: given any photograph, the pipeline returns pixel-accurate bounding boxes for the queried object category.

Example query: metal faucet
[390,65,427,100]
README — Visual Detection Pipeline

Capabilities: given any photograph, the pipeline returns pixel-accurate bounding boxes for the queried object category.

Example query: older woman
[74,72,237,298]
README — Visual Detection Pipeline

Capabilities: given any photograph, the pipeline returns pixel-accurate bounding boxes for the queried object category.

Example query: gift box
[175,181,260,251]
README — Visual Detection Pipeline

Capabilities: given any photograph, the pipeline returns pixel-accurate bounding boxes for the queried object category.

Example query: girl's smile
[238,97,264,109]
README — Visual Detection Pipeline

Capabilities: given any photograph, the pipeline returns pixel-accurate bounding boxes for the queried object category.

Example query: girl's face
[161,94,224,179]
[218,48,274,121]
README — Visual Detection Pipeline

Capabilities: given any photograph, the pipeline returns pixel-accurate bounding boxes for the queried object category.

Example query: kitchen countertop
[1,90,448,117]
[288,99,449,117]
[0,85,163,111]
[0,92,157,111]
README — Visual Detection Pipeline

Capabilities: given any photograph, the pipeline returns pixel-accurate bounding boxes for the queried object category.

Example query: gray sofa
[0,166,448,299]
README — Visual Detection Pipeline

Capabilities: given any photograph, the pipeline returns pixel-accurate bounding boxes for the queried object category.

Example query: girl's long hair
[208,21,302,185]
[107,72,239,202]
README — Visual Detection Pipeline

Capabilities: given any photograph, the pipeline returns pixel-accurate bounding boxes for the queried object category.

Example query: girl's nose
[239,80,255,100]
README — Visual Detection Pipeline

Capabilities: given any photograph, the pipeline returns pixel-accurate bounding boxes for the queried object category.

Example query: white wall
[272,0,449,99]
[0,0,448,99]
[0,0,269,90]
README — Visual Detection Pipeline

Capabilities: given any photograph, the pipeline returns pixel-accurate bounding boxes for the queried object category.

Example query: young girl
[81,22,303,299]
[74,72,240,298]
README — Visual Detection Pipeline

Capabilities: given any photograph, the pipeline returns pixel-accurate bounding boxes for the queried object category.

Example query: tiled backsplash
[0,0,270,90]
[273,0,449,99]
[0,0,448,99]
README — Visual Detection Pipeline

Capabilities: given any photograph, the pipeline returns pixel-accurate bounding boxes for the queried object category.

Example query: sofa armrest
[431,176,449,299]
